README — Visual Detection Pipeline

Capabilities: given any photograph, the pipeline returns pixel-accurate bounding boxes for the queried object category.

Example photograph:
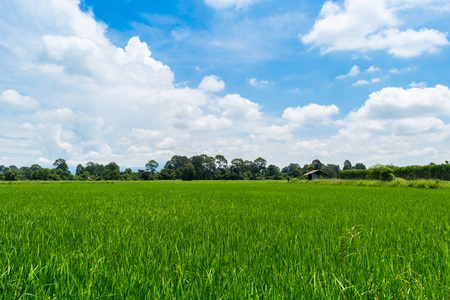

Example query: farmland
[0,181,449,299]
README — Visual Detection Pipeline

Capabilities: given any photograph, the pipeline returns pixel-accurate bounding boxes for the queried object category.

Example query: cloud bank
[301,0,449,57]
[1,0,450,169]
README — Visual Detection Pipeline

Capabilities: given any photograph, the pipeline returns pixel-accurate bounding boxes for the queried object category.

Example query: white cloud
[0,90,39,109]
[2,0,450,169]
[184,115,233,131]
[129,129,164,140]
[367,66,381,73]
[301,0,449,57]
[353,79,370,86]
[203,0,261,9]
[198,75,225,92]
[249,78,269,87]
[250,125,293,142]
[218,94,263,121]
[392,117,445,135]
[389,66,417,73]
[336,65,360,79]
[348,85,450,122]
[409,81,427,88]
[127,145,152,154]
[157,138,176,149]
[353,78,381,86]
[282,103,339,127]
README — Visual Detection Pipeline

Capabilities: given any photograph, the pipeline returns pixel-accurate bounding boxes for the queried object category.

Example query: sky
[1,0,450,170]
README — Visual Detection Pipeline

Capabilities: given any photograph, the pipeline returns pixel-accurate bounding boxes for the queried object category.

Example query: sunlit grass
[0,181,449,298]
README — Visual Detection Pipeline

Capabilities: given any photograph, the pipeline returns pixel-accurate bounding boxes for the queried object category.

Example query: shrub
[368,164,395,181]
[5,170,19,181]
[340,169,368,180]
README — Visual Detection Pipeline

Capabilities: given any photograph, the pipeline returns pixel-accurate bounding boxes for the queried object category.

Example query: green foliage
[53,158,69,174]
[368,164,395,181]
[4,170,19,181]
[180,163,196,181]
[393,163,450,181]
[145,160,159,174]
[158,168,176,180]
[340,169,368,180]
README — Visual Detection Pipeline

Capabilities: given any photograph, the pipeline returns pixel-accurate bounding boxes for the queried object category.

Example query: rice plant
[0,181,449,298]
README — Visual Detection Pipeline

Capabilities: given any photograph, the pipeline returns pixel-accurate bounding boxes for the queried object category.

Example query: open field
[0,181,449,299]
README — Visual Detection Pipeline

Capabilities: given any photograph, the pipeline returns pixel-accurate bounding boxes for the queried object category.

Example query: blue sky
[1,0,450,169]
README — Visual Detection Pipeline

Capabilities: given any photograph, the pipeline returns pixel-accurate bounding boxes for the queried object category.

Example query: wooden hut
[304,170,330,180]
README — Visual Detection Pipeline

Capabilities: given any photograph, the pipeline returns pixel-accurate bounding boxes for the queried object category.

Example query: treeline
[1,155,449,181]
[340,163,450,181]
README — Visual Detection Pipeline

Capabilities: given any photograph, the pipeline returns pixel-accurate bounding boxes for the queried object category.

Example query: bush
[368,164,395,181]
[340,169,368,180]
[5,170,19,181]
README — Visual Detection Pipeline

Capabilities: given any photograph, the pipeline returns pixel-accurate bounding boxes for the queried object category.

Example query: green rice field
[0,181,449,299]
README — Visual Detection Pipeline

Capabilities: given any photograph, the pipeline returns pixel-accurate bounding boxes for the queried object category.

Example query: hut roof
[304,170,330,177]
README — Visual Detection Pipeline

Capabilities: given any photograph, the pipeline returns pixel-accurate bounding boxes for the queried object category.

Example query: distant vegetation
[1,155,450,182]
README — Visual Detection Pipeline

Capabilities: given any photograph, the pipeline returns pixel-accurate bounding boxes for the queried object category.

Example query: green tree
[180,163,196,181]
[75,164,84,175]
[53,158,70,174]
[19,167,33,180]
[164,155,189,170]
[158,168,176,180]
[230,158,245,179]
[215,155,228,170]
[343,160,352,171]
[311,159,324,171]
[105,162,120,172]
[145,160,159,174]
[266,164,281,179]
[282,163,302,178]
[354,163,366,170]
[33,168,51,180]
[254,157,267,179]
[322,164,340,178]
[5,170,19,181]
[0,165,5,174]
[30,164,41,171]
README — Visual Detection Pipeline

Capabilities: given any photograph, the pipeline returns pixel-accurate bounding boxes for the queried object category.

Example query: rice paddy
[0,181,449,299]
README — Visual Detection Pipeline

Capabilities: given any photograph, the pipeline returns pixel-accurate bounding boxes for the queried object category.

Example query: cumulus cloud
[336,65,360,79]
[0,90,39,109]
[348,85,450,122]
[315,84,450,165]
[301,0,449,57]
[198,75,225,92]
[2,0,450,168]
[0,0,271,166]
[203,0,261,9]
[218,94,263,121]
[282,103,339,127]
